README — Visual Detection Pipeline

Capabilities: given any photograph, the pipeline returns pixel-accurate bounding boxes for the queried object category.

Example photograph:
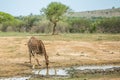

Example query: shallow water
[0,65,120,80]
[0,76,31,80]
[76,65,120,70]
[33,68,68,76]
[33,65,120,76]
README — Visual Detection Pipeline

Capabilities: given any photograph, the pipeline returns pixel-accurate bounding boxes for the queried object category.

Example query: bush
[56,21,70,33]
[97,17,120,33]
[68,18,91,33]
[30,20,52,33]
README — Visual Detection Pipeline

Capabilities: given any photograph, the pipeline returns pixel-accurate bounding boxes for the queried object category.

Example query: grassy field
[0,32,120,79]
[0,32,120,41]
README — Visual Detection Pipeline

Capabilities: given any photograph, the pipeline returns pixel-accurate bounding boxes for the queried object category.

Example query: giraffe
[27,36,49,71]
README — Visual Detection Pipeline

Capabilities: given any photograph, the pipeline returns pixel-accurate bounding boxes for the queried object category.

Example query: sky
[0,0,120,16]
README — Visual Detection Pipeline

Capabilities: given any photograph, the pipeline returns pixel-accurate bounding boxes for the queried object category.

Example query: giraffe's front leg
[35,58,41,66]
[32,54,41,69]
[25,51,32,64]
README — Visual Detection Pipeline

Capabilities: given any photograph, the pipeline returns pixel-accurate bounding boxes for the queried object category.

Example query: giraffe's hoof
[32,65,36,69]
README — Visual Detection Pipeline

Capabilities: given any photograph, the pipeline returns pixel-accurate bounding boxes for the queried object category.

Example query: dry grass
[0,34,120,77]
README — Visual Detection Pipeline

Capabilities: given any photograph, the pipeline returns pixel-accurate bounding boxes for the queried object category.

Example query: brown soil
[0,36,120,77]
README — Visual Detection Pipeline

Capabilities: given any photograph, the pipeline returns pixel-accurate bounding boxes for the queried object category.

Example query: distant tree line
[0,11,120,34]
[0,1,120,34]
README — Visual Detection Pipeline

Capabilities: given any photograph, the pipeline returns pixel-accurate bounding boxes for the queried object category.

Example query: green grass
[0,32,120,41]
[0,31,32,36]
[61,33,120,41]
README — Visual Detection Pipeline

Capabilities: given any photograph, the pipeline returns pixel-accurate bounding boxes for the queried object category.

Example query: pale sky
[0,0,120,16]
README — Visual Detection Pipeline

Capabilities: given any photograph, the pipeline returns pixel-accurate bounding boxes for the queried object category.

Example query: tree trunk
[52,22,56,35]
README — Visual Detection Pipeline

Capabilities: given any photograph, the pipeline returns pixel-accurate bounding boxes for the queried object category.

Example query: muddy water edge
[0,65,120,80]
[31,65,120,80]
[33,65,120,76]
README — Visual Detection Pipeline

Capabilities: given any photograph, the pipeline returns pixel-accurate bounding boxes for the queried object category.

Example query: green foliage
[0,12,26,32]
[89,20,100,33]
[42,2,69,22]
[97,17,120,33]
[1,18,24,32]
[68,17,91,33]
[0,12,15,23]
[16,14,42,32]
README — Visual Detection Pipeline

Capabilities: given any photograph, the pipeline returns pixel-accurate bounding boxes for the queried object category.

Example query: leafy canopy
[42,2,69,23]
[0,12,15,23]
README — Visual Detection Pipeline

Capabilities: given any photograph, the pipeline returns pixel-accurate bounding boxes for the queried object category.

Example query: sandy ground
[0,36,120,77]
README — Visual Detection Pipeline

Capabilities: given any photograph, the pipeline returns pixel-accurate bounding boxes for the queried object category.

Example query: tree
[41,2,69,35]
[0,12,17,32]
[0,12,15,23]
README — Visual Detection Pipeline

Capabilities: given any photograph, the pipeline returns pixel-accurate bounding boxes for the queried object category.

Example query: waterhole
[33,65,120,76]
[0,76,31,80]
[0,65,120,80]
